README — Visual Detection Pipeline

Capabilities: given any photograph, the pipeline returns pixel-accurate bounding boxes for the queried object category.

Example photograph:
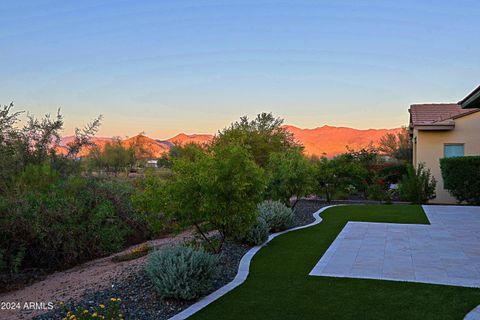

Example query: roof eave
[459,85,480,108]
[413,124,455,131]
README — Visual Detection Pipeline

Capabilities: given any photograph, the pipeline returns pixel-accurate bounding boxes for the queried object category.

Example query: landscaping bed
[35,239,250,320]
[292,200,326,227]
[34,200,323,320]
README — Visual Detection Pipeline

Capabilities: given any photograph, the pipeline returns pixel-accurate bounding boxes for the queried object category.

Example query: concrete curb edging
[169,205,339,320]
[464,305,480,320]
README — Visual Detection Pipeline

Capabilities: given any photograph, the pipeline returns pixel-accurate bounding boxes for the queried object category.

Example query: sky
[1,0,479,138]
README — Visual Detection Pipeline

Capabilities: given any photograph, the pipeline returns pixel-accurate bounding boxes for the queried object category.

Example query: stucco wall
[413,111,480,203]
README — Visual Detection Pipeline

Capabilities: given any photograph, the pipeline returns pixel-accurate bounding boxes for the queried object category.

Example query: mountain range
[58,125,402,158]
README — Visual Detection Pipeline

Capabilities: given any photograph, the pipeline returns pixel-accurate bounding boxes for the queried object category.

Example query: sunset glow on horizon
[2,0,479,137]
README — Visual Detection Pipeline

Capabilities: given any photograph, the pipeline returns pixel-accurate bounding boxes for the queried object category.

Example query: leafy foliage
[166,143,266,252]
[440,156,480,205]
[87,139,136,176]
[131,172,171,236]
[146,245,220,300]
[266,149,313,207]
[378,127,412,162]
[399,163,436,204]
[257,200,294,232]
[242,217,269,246]
[213,113,301,167]
[312,156,367,202]
[0,103,101,191]
[0,169,137,273]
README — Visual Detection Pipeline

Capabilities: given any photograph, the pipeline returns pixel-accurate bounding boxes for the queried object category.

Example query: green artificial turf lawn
[191,205,480,320]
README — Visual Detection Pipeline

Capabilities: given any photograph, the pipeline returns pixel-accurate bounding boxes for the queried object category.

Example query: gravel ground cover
[35,240,250,320]
[292,200,326,227]
[35,200,324,320]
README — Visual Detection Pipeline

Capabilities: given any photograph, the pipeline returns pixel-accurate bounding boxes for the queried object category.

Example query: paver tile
[310,205,480,288]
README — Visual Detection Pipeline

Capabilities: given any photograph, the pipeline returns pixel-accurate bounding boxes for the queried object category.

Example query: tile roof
[409,103,480,127]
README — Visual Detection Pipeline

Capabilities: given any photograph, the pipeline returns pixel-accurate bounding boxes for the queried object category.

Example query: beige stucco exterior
[412,111,480,203]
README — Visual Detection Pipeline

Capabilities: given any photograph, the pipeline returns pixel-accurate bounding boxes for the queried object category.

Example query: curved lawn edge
[169,205,339,320]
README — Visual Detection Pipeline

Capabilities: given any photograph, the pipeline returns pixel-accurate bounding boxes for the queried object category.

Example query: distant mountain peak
[60,124,401,158]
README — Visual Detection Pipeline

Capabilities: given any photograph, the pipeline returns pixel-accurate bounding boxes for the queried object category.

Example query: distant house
[409,86,480,203]
[146,159,158,168]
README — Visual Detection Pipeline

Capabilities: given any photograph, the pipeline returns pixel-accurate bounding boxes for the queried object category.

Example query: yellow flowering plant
[60,298,123,320]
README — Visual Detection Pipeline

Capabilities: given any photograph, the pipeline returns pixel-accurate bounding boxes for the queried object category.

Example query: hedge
[440,156,480,205]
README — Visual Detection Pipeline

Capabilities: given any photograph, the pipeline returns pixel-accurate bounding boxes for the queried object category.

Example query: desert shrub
[440,156,480,205]
[266,149,313,208]
[166,143,265,252]
[131,173,172,237]
[146,245,220,300]
[258,200,294,232]
[399,163,436,204]
[242,217,269,245]
[0,168,139,273]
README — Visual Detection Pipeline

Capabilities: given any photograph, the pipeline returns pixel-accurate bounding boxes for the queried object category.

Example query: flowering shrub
[60,298,123,320]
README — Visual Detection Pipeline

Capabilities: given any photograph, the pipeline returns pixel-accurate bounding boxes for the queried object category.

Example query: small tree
[312,156,366,203]
[166,143,265,252]
[0,103,101,192]
[399,163,436,204]
[378,127,412,162]
[266,149,313,208]
[87,139,136,176]
[213,112,301,167]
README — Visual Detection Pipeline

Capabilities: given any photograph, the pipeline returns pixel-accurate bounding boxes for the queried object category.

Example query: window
[444,144,464,158]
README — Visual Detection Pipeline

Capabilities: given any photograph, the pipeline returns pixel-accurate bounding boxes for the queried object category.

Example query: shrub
[440,156,480,205]
[258,200,294,232]
[0,169,138,274]
[146,245,220,300]
[242,218,269,245]
[367,183,387,201]
[166,143,266,252]
[60,298,122,320]
[312,156,367,203]
[378,163,408,185]
[266,149,314,208]
[398,163,436,204]
[131,173,171,237]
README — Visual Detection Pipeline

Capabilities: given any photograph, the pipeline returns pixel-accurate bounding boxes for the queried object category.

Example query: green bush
[440,156,480,205]
[242,217,270,245]
[0,167,139,273]
[258,200,294,232]
[166,143,266,253]
[378,163,408,185]
[399,163,436,204]
[131,173,171,237]
[266,149,313,208]
[146,245,220,300]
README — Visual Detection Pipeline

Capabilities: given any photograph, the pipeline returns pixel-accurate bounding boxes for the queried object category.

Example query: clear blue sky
[1,0,479,138]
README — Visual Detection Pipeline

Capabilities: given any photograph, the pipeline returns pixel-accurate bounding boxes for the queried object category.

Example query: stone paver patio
[310,205,480,288]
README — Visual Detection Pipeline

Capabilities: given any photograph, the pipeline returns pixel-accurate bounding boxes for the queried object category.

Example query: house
[146,159,158,168]
[409,86,480,203]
